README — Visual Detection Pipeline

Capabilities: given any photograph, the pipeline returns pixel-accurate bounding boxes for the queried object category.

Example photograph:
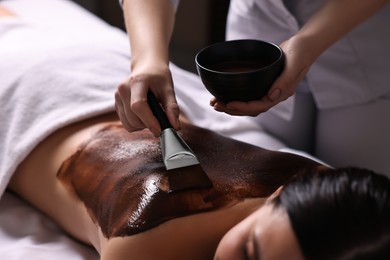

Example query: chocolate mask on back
[57,123,320,238]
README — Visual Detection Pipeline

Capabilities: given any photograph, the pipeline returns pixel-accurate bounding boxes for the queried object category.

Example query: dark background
[74,0,231,73]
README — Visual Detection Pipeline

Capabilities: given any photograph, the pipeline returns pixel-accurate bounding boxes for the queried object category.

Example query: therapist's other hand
[115,64,181,137]
[211,36,313,116]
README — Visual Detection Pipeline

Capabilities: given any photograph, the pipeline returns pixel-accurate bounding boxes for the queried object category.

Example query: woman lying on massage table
[7,109,390,260]
[1,1,389,259]
[7,111,390,260]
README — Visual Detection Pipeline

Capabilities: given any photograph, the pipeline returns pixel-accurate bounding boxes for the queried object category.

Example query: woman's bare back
[8,112,323,258]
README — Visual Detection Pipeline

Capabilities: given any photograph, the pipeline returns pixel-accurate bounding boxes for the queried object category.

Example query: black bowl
[195,39,284,103]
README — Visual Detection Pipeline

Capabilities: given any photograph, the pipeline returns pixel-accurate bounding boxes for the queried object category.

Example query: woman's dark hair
[272,167,390,260]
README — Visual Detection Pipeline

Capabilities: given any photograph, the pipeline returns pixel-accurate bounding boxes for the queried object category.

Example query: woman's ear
[266,186,284,204]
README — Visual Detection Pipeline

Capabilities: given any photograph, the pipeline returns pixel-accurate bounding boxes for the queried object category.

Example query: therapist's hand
[211,0,389,116]
[211,36,314,116]
[117,0,179,136]
[115,63,181,137]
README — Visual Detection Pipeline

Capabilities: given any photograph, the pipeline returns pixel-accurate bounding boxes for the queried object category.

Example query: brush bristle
[166,164,213,193]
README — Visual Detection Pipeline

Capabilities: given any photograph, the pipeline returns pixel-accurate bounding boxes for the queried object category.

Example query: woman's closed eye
[243,231,261,260]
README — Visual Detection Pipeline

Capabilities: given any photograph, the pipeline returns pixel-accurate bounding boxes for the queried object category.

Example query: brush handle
[147,90,172,130]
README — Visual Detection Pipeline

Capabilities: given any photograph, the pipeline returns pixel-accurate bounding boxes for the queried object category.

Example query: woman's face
[214,201,304,260]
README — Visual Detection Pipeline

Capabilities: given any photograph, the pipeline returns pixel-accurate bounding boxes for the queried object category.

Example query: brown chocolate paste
[57,123,321,238]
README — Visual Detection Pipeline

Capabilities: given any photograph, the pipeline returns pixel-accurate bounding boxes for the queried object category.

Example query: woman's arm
[124,0,174,72]
[292,0,389,63]
[213,0,390,116]
[115,0,181,137]
[0,5,15,17]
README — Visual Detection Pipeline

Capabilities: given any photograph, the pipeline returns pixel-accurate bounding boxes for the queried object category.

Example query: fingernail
[269,89,281,101]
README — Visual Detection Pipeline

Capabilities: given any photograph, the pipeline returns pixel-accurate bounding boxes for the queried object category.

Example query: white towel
[0,0,131,198]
